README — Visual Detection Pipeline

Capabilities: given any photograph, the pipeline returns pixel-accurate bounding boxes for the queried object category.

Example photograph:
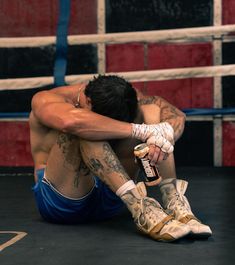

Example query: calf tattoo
[89,158,104,172]
[102,143,130,181]
[80,142,130,187]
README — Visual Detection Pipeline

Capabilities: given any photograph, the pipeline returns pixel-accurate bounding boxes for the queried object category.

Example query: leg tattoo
[102,143,130,182]
[80,141,130,191]
[57,133,80,167]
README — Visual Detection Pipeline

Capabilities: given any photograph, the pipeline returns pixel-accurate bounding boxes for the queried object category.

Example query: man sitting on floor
[29,75,212,242]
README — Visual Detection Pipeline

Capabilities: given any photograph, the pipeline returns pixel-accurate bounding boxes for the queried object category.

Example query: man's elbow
[175,113,186,141]
[60,111,86,136]
[60,118,78,134]
[180,112,186,126]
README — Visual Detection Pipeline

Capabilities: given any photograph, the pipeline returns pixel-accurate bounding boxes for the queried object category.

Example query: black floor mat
[0,167,235,265]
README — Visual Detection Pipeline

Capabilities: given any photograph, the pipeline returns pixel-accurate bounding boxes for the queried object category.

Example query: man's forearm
[64,108,133,140]
[160,111,185,141]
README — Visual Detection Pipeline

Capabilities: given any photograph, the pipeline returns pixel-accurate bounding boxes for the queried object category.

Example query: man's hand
[132,122,174,164]
[148,144,168,165]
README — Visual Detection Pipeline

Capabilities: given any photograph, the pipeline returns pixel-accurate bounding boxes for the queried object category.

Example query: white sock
[159,178,176,186]
[116,180,136,197]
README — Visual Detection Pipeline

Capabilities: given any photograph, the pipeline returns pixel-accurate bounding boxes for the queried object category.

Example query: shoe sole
[136,225,190,243]
[188,232,212,239]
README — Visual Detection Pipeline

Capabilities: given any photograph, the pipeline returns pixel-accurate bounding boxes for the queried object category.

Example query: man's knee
[79,138,109,151]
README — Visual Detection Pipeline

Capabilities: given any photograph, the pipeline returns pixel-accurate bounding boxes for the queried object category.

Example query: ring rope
[1,64,235,90]
[1,108,235,119]
[0,24,235,48]
[53,0,70,87]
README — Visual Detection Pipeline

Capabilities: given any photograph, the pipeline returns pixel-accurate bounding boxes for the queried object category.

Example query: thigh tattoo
[57,133,80,167]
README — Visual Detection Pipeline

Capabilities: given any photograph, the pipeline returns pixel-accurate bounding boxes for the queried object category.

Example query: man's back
[29,111,59,180]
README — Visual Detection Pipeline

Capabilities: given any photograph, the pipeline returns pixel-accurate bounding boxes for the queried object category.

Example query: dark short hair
[84,75,138,122]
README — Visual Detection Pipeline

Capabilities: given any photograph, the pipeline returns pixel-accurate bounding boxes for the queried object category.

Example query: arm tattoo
[138,96,156,105]
[139,96,185,140]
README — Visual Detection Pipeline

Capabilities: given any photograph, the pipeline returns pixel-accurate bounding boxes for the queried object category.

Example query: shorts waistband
[36,168,97,201]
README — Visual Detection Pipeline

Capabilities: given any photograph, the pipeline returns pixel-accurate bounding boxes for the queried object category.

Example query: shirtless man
[29,75,212,242]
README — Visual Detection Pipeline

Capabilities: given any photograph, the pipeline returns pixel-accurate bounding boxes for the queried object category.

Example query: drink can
[134,143,162,186]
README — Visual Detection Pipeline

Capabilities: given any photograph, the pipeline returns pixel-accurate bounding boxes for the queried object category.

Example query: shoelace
[137,197,168,227]
[167,192,192,217]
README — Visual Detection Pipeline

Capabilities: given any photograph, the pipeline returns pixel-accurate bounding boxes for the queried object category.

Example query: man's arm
[139,96,186,141]
[31,90,132,140]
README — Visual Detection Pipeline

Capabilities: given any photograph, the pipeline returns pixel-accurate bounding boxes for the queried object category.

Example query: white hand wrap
[132,122,174,153]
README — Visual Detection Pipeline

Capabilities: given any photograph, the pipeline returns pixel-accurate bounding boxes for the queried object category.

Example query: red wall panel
[223,0,235,25]
[0,0,58,37]
[146,43,213,108]
[223,122,235,166]
[0,122,33,166]
[147,79,192,109]
[148,43,213,69]
[106,43,145,72]
[0,0,97,37]
[69,0,97,35]
[106,43,146,93]
[191,78,213,108]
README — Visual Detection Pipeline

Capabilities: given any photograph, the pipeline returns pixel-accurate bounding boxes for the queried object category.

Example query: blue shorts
[32,168,124,224]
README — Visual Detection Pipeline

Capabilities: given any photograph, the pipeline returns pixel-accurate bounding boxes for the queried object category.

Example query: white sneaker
[121,182,190,242]
[160,178,212,238]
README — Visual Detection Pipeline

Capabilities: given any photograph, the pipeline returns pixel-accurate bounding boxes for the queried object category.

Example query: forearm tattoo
[139,96,185,140]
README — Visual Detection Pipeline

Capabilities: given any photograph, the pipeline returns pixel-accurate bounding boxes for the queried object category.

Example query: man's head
[83,75,138,122]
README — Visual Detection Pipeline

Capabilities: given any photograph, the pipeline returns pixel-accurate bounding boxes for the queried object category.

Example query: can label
[134,143,161,185]
[141,157,156,178]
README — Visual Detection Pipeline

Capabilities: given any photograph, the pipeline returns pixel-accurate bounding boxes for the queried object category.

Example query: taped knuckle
[147,135,174,154]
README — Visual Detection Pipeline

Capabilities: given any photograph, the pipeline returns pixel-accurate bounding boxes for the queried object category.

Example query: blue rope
[183,108,235,116]
[0,112,30,118]
[0,108,235,119]
[53,0,71,87]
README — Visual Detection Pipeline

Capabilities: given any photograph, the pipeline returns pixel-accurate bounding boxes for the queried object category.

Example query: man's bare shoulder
[37,84,85,104]
[31,83,85,113]
[50,83,85,97]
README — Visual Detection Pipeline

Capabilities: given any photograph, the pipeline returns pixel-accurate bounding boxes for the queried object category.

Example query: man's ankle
[116,180,136,197]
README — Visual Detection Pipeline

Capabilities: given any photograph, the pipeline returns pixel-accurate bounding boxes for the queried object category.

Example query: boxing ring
[0,0,235,264]
[1,1,235,166]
